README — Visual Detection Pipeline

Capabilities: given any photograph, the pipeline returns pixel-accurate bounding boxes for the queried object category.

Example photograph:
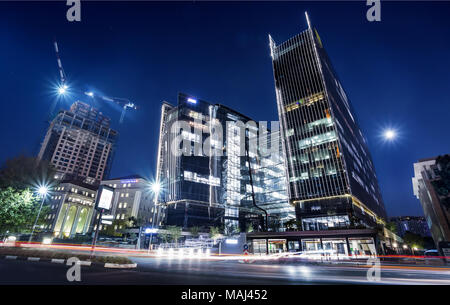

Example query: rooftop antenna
[305,11,311,30]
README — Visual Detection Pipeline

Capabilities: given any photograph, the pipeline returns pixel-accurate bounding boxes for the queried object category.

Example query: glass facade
[270,21,387,230]
[156,93,295,230]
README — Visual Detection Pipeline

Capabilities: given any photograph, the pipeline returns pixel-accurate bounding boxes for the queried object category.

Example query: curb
[104,263,137,269]
[1,255,136,268]
[27,257,40,262]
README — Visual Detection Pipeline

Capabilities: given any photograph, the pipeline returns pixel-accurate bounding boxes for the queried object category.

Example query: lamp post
[29,186,49,243]
[147,182,162,253]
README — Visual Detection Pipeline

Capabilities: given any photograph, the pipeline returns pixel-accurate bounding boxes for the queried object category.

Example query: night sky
[1,1,449,217]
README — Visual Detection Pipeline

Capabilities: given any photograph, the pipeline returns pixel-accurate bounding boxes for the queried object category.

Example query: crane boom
[53,40,67,85]
[98,95,137,124]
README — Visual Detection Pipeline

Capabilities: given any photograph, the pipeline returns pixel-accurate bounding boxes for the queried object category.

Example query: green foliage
[127,216,138,228]
[246,223,254,233]
[224,223,240,236]
[159,230,170,245]
[209,226,221,241]
[385,221,398,234]
[0,187,47,234]
[284,219,302,231]
[166,225,182,245]
[103,217,139,237]
[189,226,200,238]
[403,231,425,249]
[0,155,56,234]
[0,247,132,264]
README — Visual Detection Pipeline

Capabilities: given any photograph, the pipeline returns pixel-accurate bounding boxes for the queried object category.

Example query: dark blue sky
[1,1,449,217]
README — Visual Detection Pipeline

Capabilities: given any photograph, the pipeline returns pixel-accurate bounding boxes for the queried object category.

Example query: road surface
[0,257,449,285]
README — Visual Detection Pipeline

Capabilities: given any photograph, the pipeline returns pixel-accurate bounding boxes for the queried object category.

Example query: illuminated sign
[120,179,138,184]
[95,185,114,210]
[187,98,197,104]
[144,228,158,234]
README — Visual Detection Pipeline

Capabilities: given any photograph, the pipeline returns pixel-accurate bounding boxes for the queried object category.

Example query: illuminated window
[298,131,337,149]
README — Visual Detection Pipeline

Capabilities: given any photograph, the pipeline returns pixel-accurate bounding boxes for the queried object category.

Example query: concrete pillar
[70,206,81,238]
[346,237,352,257]
[83,208,93,234]
[58,204,71,239]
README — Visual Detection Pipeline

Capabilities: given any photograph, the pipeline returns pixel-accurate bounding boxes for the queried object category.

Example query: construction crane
[93,95,138,124]
[53,40,68,93]
[53,40,137,124]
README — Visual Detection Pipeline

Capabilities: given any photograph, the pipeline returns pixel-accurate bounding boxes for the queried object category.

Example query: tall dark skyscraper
[269,13,387,231]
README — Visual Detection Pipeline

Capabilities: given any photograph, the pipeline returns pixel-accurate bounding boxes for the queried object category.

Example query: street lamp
[382,128,397,142]
[29,185,50,243]
[150,182,161,196]
[57,84,68,95]
[146,182,166,252]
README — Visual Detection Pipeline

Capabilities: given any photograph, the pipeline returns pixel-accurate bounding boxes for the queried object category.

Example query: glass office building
[155,93,294,231]
[269,14,387,231]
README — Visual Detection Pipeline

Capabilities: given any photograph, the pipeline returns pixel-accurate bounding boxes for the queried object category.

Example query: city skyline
[1,2,450,218]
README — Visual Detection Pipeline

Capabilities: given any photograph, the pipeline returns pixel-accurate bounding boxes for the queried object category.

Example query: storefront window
[288,240,300,252]
[268,239,286,254]
[301,238,322,251]
[348,238,376,256]
[322,238,348,256]
[251,239,267,255]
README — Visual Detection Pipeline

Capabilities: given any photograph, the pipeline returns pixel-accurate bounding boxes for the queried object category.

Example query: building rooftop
[59,179,99,191]
[104,174,146,181]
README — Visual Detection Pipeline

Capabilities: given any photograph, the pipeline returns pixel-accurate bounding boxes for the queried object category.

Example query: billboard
[95,185,114,210]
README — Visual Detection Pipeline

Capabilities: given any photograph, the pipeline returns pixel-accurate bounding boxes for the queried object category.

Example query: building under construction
[38,101,118,184]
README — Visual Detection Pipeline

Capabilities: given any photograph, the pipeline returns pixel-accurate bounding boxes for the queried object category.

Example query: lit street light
[57,84,68,95]
[383,129,396,141]
[146,181,163,252]
[28,185,50,243]
[151,182,161,195]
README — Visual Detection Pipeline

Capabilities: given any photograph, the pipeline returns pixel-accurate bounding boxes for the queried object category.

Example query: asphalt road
[0,257,449,285]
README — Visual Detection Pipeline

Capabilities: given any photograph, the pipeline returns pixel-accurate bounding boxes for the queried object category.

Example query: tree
[403,231,425,249]
[189,226,200,238]
[385,221,397,234]
[209,226,221,243]
[167,226,182,246]
[246,223,254,233]
[224,222,240,236]
[0,155,57,190]
[159,230,170,246]
[0,187,49,234]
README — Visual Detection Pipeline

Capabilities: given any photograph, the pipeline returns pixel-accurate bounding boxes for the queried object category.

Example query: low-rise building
[94,175,164,233]
[44,180,97,238]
